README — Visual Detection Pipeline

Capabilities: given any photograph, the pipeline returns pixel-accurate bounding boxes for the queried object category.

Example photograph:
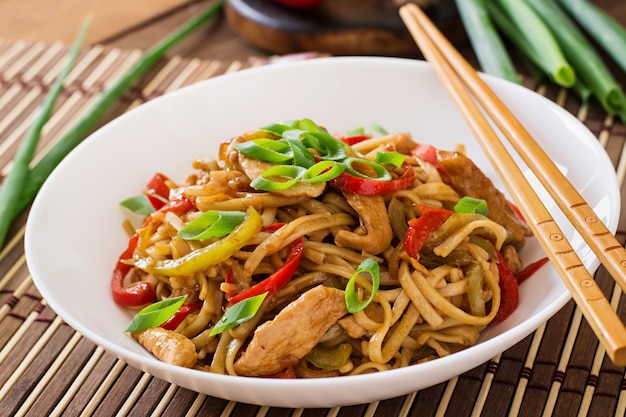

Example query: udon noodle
[113,119,534,378]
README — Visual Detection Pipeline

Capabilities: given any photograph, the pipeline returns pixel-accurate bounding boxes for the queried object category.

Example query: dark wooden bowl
[225,0,463,57]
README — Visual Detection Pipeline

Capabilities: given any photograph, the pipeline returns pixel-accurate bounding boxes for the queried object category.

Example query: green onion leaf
[260,122,298,136]
[250,165,306,191]
[295,118,328,133]
[302,160,345,184]
[0,17,90,248]
[454,196,489,216]
[345,258,380,313]
[178,210,246,240]
[285,137,316,168]
[11,1,224,231]
[301,131,348,161]
[369,123,388,137]
[124,295,187,333]
[344,127,366,137]
[374,151,406,167]
[234,139,292,164]
[345,123,388,138]
[342,157,392,181]
[210,292,268,336]
[120,195,154,216]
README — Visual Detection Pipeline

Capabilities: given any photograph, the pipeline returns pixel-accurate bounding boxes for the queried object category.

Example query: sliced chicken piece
[394,132,419,154]
[437,150,532,242]
[133,327,197,368]
[234,285,348,376]
[335,193,393,254]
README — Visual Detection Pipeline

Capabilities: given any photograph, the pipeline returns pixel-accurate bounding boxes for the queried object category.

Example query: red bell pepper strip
[161,301,203,330]
[110,234,155,306]
[403,205,453,258]
[493,251,520,322]
[330,164,415,195]
[145,172,171,210]
[515,257,549,284]
[228,237,303,305]
[411,144,445,175]
[339,135,370,146]
[111,193,195,307]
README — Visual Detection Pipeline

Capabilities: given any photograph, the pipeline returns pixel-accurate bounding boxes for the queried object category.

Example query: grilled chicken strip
[437,150,532,242]
[234,285,348,376]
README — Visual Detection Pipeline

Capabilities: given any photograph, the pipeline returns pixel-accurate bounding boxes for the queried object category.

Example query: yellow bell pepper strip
[133,206,263,276]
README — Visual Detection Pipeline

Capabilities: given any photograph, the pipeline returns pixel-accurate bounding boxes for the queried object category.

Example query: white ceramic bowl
[25,57,619,408]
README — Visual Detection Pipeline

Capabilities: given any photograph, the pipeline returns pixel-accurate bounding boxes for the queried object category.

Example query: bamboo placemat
[1,38,626,417]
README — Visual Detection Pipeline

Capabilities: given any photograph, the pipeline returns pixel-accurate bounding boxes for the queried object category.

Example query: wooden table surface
[2,1,626,416]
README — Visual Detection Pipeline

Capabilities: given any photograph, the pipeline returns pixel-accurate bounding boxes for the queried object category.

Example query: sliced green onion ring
[120,195,154,216]
[345,258,380,313]
[125,295,187,333]
[374,151,406,167]
[285,137,316,168]
[250,164,306,191]
[302,160,345,184]
[261,122,297,136]
[178,210,246,240]
[234,138,292,163]
[342,157,392,181]
[302,131,348,161]
[454,196,489,216]
[210,292,268,336]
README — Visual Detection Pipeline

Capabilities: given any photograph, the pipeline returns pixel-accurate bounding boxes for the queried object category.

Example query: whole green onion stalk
[0,0,224,250]
[0,18,90,248]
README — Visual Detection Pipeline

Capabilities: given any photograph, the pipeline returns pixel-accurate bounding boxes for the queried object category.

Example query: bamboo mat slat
[1,38,626,417]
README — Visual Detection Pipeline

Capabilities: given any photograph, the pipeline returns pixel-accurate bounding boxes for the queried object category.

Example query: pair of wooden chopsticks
[399,4,626,365]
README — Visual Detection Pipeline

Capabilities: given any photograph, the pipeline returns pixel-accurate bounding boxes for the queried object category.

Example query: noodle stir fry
[113,119,537,378]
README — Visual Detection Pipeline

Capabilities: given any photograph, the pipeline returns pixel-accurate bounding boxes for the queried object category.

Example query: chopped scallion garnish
[120,195,154,216]
[210,292,268,336]
[233,138,292,164]
[178,210,246,240]
[250,165,307,191]
[374,151,406,167]
[345,258,380,313]
[302,160,345,184]
[342,157,392,181]
[125,295,187,333]
[454,196,489,216]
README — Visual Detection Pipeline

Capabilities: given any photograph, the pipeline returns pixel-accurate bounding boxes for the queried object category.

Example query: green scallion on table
[484,0,592,101]
[493,0,576,88]
[524,0,626,119]
[454,0,520,84]
[558,0,626,73]
[0,0,224,250]
[0,17,91,248]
